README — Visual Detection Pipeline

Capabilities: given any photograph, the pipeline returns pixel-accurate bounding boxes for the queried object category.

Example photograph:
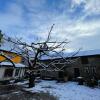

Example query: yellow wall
[0,51,22,63]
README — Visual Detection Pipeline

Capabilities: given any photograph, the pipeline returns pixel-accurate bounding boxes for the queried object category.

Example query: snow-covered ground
[26,80,100,100]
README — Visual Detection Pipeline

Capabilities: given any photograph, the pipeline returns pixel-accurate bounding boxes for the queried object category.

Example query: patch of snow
[77,77,83,79]
[16,81,29,85]
[26,80,100,100]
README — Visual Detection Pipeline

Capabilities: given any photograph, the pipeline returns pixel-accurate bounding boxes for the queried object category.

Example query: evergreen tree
[0,30,3,45]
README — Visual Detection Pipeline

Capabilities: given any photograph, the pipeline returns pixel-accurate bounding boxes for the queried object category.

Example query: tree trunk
[28,50,40,88]
[29,73,35,88]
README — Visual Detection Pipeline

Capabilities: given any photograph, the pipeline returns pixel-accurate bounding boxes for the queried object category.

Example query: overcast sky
[0,0,100,52]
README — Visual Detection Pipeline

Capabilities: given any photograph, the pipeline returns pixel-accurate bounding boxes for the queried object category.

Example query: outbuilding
[0,61,26,83]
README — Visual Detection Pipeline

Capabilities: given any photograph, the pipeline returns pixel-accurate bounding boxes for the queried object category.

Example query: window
[81,57,88,64]
[4,68,14,77]
[15,69,20,76]
[84,66,96,74]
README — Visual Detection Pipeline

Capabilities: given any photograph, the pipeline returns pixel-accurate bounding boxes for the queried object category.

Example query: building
[38,49,100,81]
[0,49,27,83]
[0,62,26,82]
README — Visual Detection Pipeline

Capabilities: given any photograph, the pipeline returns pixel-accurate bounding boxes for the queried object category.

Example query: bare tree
[1,24,80,87]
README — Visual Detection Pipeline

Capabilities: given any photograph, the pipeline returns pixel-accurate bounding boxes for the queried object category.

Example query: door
[74,68,80,78]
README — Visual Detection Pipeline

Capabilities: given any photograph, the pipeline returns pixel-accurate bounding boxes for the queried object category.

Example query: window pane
[4,68,13,77]
[15,69,20,76]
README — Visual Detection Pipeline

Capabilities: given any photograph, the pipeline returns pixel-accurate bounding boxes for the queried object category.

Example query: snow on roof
[0,62,26,68]
[0,62,12,66]
[15,63,26,68]
[40,49,100,60]
[66,49,100,57]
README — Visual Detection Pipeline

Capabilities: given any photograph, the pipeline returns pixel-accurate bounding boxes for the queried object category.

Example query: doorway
[74,68,80,78]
